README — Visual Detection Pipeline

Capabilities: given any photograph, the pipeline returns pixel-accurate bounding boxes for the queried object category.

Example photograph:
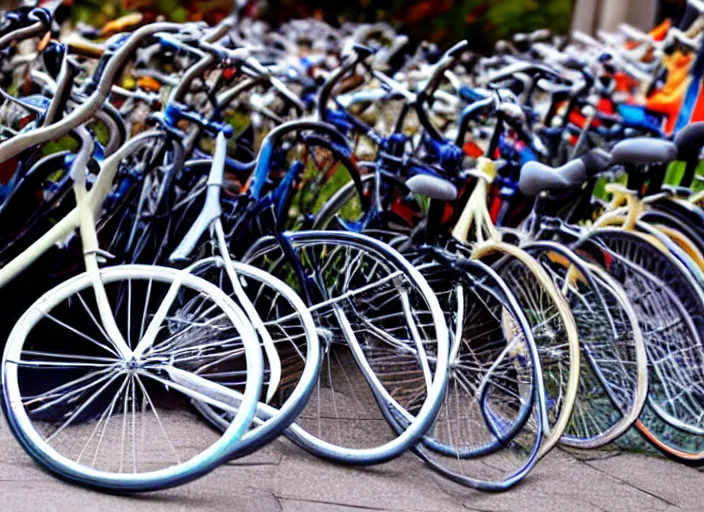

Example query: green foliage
[426,0,573,50]
[42,134,80,156]
[72,0,194,26]
[262,0,574,51]
[71,0,574,51]
[486,0,566,39]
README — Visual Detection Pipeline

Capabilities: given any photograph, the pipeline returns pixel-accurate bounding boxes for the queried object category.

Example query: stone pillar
[571,0,599,34]
[572,0,659,35]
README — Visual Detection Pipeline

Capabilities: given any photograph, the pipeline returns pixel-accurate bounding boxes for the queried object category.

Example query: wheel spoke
[44,371,123,445]
[133,374,181,466]
[44,312,119,358]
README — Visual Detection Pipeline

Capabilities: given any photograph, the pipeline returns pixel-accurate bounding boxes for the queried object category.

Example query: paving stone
[586,451,704,510]
[279,498,396,512]
[1,405,702,511]
[0,475,282,512]
[460,451,679,512]
[224,436,286,466]
[273,448,466,512]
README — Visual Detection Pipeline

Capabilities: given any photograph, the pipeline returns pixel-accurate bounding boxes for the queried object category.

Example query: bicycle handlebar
[0,22,181,165]
[317,45,374,122]
[414,41,469,142]
[0,6,53,50]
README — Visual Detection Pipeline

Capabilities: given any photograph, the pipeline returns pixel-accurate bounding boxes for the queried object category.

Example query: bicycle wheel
[640,209,704,272]
[523,242,647,448]
[185,258,322,457]
[409,255,545,490]
[575,228,704,462]
[243,230,449,464]
[312,172,373,231]
[476,241,580,457]
[2,265,263,492]
[634,220,704,283]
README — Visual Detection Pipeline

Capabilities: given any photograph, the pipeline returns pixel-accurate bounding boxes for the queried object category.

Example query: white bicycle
[0,126,266,492]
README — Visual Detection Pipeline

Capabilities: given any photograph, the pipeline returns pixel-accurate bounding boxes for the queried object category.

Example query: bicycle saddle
[406,174,458,201]
[611,138,677,165]
[675,121,704,160]
[519,149,612,196]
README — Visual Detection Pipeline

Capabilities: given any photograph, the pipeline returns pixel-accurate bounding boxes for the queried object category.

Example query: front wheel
[2,265,263,492]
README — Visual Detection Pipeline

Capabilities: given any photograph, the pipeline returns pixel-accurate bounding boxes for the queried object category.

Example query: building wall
[571,0,658,34]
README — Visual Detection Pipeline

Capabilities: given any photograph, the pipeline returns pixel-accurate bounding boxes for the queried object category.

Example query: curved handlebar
[0,22,181,165]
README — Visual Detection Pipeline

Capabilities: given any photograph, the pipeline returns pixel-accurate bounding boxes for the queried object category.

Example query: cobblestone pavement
[1,414,703,512]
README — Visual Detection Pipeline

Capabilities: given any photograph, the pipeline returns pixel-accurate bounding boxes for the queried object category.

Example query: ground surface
[1,414,703,512]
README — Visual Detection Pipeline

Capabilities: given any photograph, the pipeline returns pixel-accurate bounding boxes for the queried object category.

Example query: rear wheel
[187,259,322,457]
[243,231,449,464]
[410,256,545,490]
[576,229,704,462]
[524,242,647,448]
[478,241,580,457]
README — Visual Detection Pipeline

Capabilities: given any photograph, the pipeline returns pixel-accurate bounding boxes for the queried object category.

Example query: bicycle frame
[0,130,164,357]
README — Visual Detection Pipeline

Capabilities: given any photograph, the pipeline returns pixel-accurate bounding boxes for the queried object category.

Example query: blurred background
[16,0,695,51]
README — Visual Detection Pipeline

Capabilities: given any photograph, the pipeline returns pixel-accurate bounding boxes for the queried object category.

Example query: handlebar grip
[444,40,469,59]
[352,43,375,59]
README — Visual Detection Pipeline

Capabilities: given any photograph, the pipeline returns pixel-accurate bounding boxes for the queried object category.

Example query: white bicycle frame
[0,129,166,360]
[168,131,283,401]
[0,125,269,470]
